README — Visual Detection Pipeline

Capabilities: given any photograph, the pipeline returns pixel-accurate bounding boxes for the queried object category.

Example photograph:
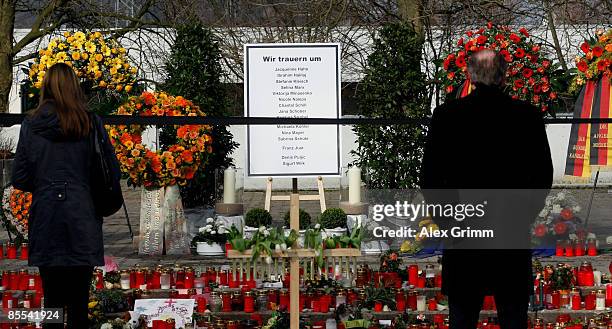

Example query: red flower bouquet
[439,23,559,113]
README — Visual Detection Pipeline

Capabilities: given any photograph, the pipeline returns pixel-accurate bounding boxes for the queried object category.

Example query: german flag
[589,75,611,170]
[564,81,596,180]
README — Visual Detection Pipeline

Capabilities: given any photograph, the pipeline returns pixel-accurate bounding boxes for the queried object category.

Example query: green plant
[103,271,121,285]
[550,265,575,291]
[283,208,312,230]
[95,289,129,313]
[319,208,347,229]
[351,22,429,189]
[245,208,273,228]
[160,22,238,208]
[362,284,396,310]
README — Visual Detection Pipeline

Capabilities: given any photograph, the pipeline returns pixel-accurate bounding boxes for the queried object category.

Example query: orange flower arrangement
[2,187,31,239]
[108,91,213,188]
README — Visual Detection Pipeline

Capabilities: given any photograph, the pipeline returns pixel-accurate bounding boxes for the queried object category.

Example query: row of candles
[0,242,28,260]
[556,239,599,257]
[532,263,612,311]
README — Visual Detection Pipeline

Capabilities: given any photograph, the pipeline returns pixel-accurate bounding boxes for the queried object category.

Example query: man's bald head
[467,49,507,87]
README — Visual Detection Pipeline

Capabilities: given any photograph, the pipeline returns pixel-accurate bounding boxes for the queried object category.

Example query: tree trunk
[398,0,423,39]
[0,0,15,113]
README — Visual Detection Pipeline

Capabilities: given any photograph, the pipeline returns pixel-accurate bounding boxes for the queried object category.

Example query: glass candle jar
[425,264,436,288]
[210,291,222,312]
[565,241,575,257]
[19,243,28,260]
[559,290,570,309]
[175,269,186,289]
[268,289,279,310]
[551,290,560,309]
[231,291,243,311]
[585,291,597,310]
[280,289,290,310]
[416,295,426,312]
[587,238,597,256]
[23,293,33,309]
[407,290,417,310]
[185,268,195,289]
[219,270,228,286]
[336,290,347,308]
[18,270,29,291]
[136,269,145,288]
[596,290,606,310]
[570,288,581,310]
[6,242,17,259]
[408,265,418,286]
[395,289,406,312]
[2,291,13,308]
[160,270,171,290]
[555,240,564,257]
[95,269,104,290]
[244,291,255,313]
[356,267,367,288]
[222,291,232,312]
[574,239,585,256]
[227,320,239,329]
[119,270,130,290]
[129,269,137,289]
[256,290,268,312]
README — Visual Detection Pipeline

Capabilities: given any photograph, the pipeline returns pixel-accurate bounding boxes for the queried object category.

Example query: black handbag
[89,114,124,217]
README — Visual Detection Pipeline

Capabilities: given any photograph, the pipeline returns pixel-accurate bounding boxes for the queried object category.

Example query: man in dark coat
[421,50,553,328]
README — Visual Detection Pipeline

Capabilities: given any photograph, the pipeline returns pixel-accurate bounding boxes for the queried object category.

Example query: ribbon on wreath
[564,76,612,180]
[138,185,190,255]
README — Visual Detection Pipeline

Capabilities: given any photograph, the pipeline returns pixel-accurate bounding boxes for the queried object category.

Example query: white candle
[416,295,426,311]
[223,168,236,203]
[594,270,602,286]
[348,167,361,204]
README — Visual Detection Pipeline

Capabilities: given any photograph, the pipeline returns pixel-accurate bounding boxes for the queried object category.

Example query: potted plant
[319,208,347,237]
[244,208,273,238]
[192,217,228,256]
[283,208,311,245]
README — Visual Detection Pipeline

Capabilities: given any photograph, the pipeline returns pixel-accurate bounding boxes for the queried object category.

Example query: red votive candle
[417,277,426,288]
[606,283,612,307]
[185,268,195,289]
[428,298,437,311]
[19,243,28,260]
[196,296,207,312]
[6,242,17,259]
[395,289,406,312]
[18,270,29,291]
[374,301,383,312]
[407,291,417,310]
[565,244,574,257]
[244,291,255,313]
[95,269,104,290]
[0,243,3,259]
[571,294,581,310]
[555,241,564,257]
[575,240,585,256]
[408,265,418,286]
[587,239,597,256]
[551,290,560,309]
[585,291,596,310]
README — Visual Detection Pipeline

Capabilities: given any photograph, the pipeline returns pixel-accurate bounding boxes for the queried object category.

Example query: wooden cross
[228,178,361,329]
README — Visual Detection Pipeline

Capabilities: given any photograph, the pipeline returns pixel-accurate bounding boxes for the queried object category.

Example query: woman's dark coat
[12,102,119,267]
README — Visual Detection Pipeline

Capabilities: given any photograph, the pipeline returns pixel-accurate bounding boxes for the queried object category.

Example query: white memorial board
[244,43,342,177]
[132,298,194,328]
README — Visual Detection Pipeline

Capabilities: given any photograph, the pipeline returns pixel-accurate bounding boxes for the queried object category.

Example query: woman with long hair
[12,62,121,328]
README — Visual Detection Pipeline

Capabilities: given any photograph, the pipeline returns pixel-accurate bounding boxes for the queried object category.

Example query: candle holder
[214,167,244,216]
[339,166,369,215]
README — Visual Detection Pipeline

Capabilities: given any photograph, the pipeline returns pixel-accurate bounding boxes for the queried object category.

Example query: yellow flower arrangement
[108,91,213,189]
[28,31,136,92]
